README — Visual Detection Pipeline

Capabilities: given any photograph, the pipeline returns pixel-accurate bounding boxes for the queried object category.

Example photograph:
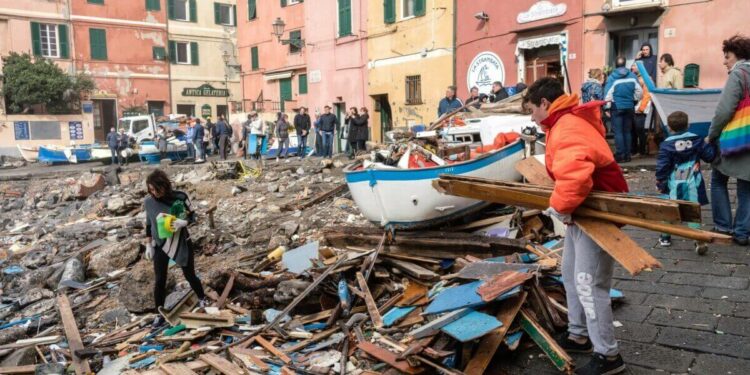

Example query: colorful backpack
[668,157,702,203]
[719,68,750,156]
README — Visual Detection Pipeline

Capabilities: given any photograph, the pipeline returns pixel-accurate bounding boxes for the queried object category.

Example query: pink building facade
[304,0,368,122]
[237,0,306,117]
[70,0,170,140]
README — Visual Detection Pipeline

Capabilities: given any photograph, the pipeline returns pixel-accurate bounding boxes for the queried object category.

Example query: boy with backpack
[656,111,717,253]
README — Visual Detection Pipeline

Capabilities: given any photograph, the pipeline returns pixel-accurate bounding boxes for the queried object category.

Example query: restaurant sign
[182,84,229,97]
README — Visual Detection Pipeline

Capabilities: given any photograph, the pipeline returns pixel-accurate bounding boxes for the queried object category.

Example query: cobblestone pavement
[496,169,750,374]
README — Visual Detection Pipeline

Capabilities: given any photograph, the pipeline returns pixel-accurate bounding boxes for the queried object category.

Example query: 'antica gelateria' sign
[182,84,229,97]
[517,1,567,24]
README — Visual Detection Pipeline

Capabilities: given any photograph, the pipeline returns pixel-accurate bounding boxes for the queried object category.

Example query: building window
[152,46,167,60]
[405,75,422,105]
[338,0,352,37]
[171,0,191,21]
[169,41,199,65]
[176,42,190,64]
[384,0,396,24]
[298,74,308,94]
[251,46,259,71]
[39,24,59,58]
[248,0,257,20]
[176,104,195,117]
[146,0,160,11]
[402,0,425,19]
[215,3,236,26]
[89,28,108,60]
[289,30,302,54]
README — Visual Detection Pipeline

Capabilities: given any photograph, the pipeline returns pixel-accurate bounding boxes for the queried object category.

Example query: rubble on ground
[0,155,596,374]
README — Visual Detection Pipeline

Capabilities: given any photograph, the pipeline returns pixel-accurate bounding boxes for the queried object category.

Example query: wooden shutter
[233,5,237,26]
[280,78,292,111]
[415,0,426,17]
[168,41,177,63]
[30,22,42,56]
[58,24,69,59]
[89,28,107,60]
[338,0,352,37]
[384,0,395,24]
[251,46,259,70]
[281,0,287,7]
[190,42,199,65]
[214,2,221,24]
[167,0,175,19]
[248,0,256,20]
[189,0,197,22]
[298,74,308,94]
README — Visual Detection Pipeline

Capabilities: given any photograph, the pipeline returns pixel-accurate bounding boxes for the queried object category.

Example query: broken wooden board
[216,274,235,309]
[255,336,291,364]
[57,294,91,375]
[408,309,470,339]
[178,312,235,329]
[464,292,527,375]
[198,353,244,375]
[458,261,539,279]
[477,271,534,302]
[423,280,521,315]
[577,217,663,275]
[384,258,439,280]
[0,365,36,374]
[159,290,198,326]
[159,363,199,375]
[229,348,270,372]
[440,310,502,342]
[357,341,424,374]
[397,281,429,306]
[356,272,384,329]
[520,309,573,373]
[382,306,417,328]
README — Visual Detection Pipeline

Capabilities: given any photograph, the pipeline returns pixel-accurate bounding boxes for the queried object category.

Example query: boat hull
[16,146,39,162]
[344,141,525,229]
[38,146,71,164]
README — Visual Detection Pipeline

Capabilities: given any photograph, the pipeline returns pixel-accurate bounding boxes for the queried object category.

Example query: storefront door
[523,46,562,85]
[93,99,116,142]
[612,28,658,68]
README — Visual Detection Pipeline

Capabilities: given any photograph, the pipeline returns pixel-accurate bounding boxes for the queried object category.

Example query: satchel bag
[719,69,750,156]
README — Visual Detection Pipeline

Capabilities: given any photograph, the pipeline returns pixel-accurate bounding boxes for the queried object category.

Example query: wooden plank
[216,274,235,309]
[255,336,291,364]
[0,365,36,374]
[199,353,244,375]
[477,271,533,302]
[299,305,367,324]
[520,309,573,373]
[283,327,338,354]
[357,341,424,374]
[408,309,470,339]
[440,310,502,342]
[464,292,527,375]
[577,217,663,275]
[458,261,540,280]
[229,348,270,371]
[356,272,384,329]
[515,157,554,186]
[383,259,438,280]
[160,363,199,375]
[57,294,91,375]
[283,183,347,211]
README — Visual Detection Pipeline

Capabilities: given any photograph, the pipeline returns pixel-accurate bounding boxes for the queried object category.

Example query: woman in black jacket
[345,107,359,158]
[349,107,369,156]
[143,169,207,327]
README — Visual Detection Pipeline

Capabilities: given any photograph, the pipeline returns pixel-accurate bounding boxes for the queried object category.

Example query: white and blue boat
[636,61,721,137]
[38,145,79,165]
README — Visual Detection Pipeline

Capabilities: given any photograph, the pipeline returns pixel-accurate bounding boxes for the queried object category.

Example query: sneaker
[711,227,733,236]
[733,237,749,246]
[557,332,593,353]
[152,315,166,328]
[658,238,672,247]
[576,353,626,375]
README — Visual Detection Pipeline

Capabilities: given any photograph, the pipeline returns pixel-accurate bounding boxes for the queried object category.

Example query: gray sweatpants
[563,224,618,356]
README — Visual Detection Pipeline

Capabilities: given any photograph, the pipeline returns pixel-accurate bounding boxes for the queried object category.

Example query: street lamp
[271,17,305,49]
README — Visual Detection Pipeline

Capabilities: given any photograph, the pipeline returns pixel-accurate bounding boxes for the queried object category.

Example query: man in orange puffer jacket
[523,77,628,375]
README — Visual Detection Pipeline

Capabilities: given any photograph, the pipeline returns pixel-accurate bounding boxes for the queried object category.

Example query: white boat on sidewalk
[16,145,39,162]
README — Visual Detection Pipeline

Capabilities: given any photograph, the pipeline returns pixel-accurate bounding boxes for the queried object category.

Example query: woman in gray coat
[707,35,750,246]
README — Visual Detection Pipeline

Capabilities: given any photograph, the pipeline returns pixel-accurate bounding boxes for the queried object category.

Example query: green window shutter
[415,0,426,16]
[146,0,160,11]
[189,0,197,22]
[248,0,256,20]
[30,22,42,56]
[233,5,237,26]
[167,0,175,19]
[214,3,221,24]
[338,0,352,37]
[280,78,292,111]
[58,24,69,58]
[89,28,107,60]
[251,46,259,70]
[384,0,395,24]
[153,46,166,60]
[190,42,199,65]
[281,0,287,7]
[88,0,104,4]
[168,41,176,63]
[298,74,308,94]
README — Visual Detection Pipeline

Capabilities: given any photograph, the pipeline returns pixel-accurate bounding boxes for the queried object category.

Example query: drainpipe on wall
[452,0,457,87]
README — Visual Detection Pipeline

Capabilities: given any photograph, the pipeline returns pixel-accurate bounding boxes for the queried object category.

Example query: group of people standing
[106,127,131,166]
[438,81,527,117]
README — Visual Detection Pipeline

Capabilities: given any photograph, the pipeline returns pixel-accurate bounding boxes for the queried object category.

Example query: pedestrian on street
[185,120,195,160]
[106,127,118,165]
[143,169,208,328]
[157,126,169,160]
[205,117,217,155]
[117,127,129,165]
[313,114,323,157]
[350,107,369,156]
[275,113,291,161]
[632,68,652,156]
[605,56,643,163]
[581,68,604,103]
[318,105,338,158]
[635,42,658,83]
[438,86,463,116]
[658,53,684,89]
[192,119,205,162]
[345,107,359,159]
[294,107,311,159]
[215,115,232,160]
[707,35,750,246]
[655,111,716,252]
[247,112,265,159]
[524,77,628,375]
[466,86,482,109]
[489,81,510,103]
[241,114,253,159]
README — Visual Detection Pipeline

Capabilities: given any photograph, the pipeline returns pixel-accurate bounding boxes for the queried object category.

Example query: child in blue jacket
[656,111,717,253]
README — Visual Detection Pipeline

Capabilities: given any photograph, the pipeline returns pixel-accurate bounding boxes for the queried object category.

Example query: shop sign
[201,104,212,118]
[517,1,567,24]
[182,84,229,97]
[68,121,84,140]
[467,52,505,95]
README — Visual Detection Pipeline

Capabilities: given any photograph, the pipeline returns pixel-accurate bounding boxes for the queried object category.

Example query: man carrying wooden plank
[523,77,627,375]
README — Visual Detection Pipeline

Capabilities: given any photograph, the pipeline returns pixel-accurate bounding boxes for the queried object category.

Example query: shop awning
[264,72,294,81]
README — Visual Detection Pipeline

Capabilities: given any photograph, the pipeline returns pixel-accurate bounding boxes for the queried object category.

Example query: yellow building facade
[367,0,455,142]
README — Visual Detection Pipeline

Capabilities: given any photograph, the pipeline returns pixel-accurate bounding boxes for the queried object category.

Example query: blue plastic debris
[282,241,319,274]
[610,288,625,300]
[138,344,164,353]
[0,315,41,331]
[129,356,156,369]
[505,331,523,350]
[439,259,454,270]
[338,279,351,315]
[382,306,416,327]
[235,315,252,324]
[303,322,327,331]
[441,310,502,342]
[424,281,521,315]
[2,266,24,275]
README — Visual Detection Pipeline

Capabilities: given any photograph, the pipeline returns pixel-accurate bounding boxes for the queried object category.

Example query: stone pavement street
[495,169,750,374]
